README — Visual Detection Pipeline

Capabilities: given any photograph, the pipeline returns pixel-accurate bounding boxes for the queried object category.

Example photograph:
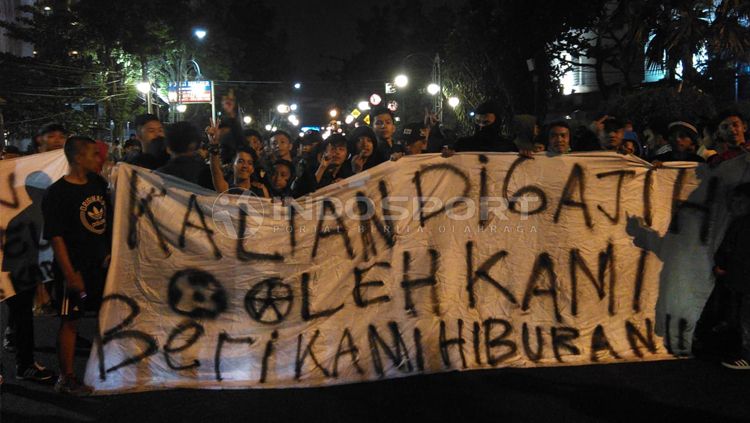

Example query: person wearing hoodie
[349,125,385,173]
[453,101,518,153]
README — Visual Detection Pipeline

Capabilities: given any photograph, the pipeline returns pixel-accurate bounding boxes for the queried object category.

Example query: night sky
[266,1,368,81]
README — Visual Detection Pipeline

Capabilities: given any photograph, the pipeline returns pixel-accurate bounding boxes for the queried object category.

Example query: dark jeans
[6,288,35,368]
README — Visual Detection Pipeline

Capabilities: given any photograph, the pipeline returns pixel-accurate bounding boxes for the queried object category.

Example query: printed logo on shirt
[80,195,106,234]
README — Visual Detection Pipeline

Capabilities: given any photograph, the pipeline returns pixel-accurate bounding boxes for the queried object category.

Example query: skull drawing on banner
[168,268,228,319]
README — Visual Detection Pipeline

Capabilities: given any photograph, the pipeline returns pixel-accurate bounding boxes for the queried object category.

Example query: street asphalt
[1,313,748,423]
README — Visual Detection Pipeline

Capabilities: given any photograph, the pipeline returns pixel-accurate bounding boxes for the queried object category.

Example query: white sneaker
[721,358,750,370]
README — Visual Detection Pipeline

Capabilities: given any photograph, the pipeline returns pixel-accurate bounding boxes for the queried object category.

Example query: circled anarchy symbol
[244,278,293,324]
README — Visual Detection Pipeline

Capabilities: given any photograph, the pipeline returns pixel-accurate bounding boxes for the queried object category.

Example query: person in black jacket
[714,182,750,369]
[156,121,213,190]
[124,114,169,169]
[314,134,353,189]
[349,126,385,173]
[453,101,518,153]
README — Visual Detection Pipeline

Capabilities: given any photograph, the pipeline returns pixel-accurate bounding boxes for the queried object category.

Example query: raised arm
[206,119,229,192]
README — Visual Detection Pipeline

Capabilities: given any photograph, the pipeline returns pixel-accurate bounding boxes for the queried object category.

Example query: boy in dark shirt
[157,121,214,190]
[42,136,111,395]
[714,182,750,370]
[314,135,354,190]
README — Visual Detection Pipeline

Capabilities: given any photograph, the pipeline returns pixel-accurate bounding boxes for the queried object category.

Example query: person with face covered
[124,114,169,170]
[452,101,519,153]
[349,126,385,173]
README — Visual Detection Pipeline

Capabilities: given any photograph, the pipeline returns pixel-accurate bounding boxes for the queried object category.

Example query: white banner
[84,152,748,393]
[0,150,68,299]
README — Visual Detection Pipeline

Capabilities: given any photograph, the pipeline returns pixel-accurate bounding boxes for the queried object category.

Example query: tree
[0,0,289,140]
[440,0,605,132]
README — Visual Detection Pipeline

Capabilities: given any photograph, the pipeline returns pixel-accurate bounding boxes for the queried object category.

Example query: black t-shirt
[42,174,111,271]
[227,183,267,197]
[453,126,518,153]
[156,154,214,190]
[376,138,405,159]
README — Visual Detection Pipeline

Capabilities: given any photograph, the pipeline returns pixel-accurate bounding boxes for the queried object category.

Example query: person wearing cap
[122,138,142,159]
[1,145,22,160]
[37,123,68,153]
[708,110,748,167]
[652,121,705,164]
[598,117,626,151]
[371,106,404,159]
[349,126,385,173]
[390,123,428,161]
[290,130,323,190]
[644,119,671,160]
[298,130,322,157]
[402,123,428,156]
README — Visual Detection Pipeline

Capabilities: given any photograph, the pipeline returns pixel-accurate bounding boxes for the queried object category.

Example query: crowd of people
[1,100,749,395]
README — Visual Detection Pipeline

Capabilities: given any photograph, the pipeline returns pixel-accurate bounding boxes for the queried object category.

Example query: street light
[277,104,290,114]
[427,83,440,96]
[290,103,298,111]
[294,82,302,89]
[176,104,187,113]
[345,115,355,124]
[394,74,408,88]
[265,124,272,131]
[194,29,207,40]
[243,115,252,124]
[136,81,152,113]
[288,114,298,125]
[136,82,150,94]
[448,97,460,108]
[329,109,338,118]
[357,101,370,111]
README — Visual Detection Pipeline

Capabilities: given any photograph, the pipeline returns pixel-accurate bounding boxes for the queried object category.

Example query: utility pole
[432,53,442,121]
